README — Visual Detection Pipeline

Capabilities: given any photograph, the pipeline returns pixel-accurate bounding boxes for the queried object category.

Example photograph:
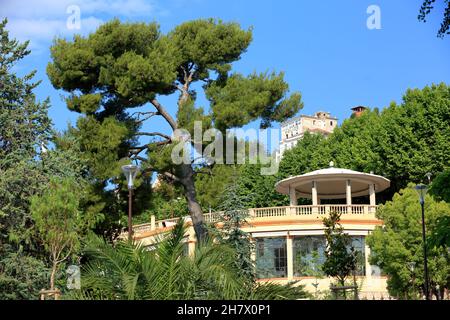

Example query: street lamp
[415,184,430,300]
[425,172,432,184]
[122,163,139,241]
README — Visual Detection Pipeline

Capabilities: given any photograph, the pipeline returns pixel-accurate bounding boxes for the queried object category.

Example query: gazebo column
[289,186,297,206]
[289,186,297,215]
[286,233,294,280]
[312,181,318,214]
[369,183,376,213]
[346,180,352,214]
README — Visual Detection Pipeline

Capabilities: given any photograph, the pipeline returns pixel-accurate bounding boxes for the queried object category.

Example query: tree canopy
[418,0,450,37]
[366,185,450,299]
[47,18,303,240]
[235,83,450,207]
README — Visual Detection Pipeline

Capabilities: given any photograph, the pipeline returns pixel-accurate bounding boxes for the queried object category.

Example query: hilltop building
[275,111,337,162]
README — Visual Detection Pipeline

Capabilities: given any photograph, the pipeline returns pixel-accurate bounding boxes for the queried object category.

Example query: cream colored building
[128,163,391,299]
[276,111,337,162]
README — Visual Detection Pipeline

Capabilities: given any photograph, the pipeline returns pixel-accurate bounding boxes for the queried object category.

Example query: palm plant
[68,221,308,300]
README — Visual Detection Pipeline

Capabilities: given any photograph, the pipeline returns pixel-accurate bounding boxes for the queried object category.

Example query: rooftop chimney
[351,106,367,117]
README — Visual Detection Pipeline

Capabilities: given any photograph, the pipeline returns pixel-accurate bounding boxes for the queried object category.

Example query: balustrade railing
[130,204,378,235]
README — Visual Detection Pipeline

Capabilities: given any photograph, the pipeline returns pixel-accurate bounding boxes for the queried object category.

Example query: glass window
[256,237,287,279]
[347,236,366,276]
[293,236,326,277]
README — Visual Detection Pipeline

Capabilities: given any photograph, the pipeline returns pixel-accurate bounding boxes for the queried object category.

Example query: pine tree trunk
[176,85,207,242]
[180,163,207,242]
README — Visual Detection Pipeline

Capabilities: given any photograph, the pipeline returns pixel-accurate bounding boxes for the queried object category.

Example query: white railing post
[288,206,295,216]
[151,215,156,231]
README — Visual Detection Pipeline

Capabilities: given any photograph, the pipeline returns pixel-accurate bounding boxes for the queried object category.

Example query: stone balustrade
[129,204,378,236]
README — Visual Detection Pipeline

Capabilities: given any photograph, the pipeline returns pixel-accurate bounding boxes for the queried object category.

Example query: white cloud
[5,17,104,53]
[1,0,156,19]
[80,0,155,17]
[1,0,158,53]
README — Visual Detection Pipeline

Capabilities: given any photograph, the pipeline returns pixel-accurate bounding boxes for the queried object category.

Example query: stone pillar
[289,186,297,206]
[346,180,352,214]
[312,181,318,205]
[369,184,376,213]
[150,215,156,230]
[312,181,318,214]
[346,180,352,205]
[287,234,294,280]
[250,236,256,263]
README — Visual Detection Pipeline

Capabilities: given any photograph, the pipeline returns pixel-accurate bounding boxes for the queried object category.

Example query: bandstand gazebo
[275,162,390,214]
[129,162,392,299]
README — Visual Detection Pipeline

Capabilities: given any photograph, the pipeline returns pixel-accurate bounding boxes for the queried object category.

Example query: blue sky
[2,0,450,146]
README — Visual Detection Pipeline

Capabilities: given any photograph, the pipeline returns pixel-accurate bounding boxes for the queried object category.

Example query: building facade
[276,111,337,162]
[128,164,392,299]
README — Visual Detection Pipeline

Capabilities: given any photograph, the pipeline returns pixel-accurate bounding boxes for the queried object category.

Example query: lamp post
[415,184,430,300]
[122,163,139,241]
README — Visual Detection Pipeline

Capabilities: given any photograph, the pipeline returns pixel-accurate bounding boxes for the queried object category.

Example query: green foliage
[322,211,358,288]
[428,170,450,249]
[46,18,303,240]
[66,93,101,114]
[133,180,189,225]
[0,250,49,300]
[168,19,252,79]
[377,85,450,190]
[30,177,93,289]
[195,164,240,211]
[236,161,288,208]
[268,83,450,206]
[430,169,450,203]
[207,72,303,130]
[0,19,51,165]
[279,132,331,178]
[69,221,307,300]
[0,18,52,254]
[418,0,450,37]
[213,174,255,279]
[0,20,100,299]
[328,109,382,173]
[429,215,450,249]
[75,116,130,179]
[31,178,82,250]
[366,185,450,299]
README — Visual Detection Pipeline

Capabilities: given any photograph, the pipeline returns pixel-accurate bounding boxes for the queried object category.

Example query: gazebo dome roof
[275,166,390,199]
